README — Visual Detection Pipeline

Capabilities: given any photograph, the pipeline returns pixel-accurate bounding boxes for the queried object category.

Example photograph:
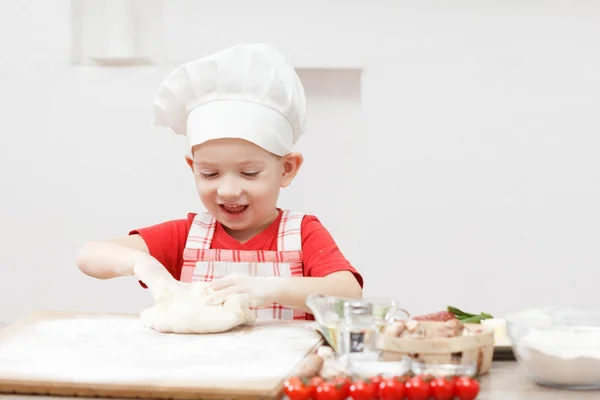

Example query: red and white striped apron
[180,210,308,320]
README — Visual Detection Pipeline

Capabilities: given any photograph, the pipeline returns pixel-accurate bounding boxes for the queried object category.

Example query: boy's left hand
[206,274,284,307]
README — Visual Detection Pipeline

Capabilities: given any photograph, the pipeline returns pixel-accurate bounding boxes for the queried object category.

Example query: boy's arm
[273,271,362,313]
[77,216,191,283]
[76,235,147,279]
[206,271,362,313]
[76,235,174,283]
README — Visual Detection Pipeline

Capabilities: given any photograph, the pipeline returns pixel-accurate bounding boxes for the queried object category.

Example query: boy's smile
[219,203,250,222]
[220,204,248,214]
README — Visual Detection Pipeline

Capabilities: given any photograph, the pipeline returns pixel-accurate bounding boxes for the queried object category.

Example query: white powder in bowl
[516,328,600,387]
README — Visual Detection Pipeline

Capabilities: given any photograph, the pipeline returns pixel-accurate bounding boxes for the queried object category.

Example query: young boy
[76,43,363,320]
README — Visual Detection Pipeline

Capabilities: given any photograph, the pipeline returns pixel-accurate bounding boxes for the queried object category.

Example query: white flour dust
[0,315,321,386]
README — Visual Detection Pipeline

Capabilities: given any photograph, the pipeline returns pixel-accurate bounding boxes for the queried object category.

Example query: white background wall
[1,0,599,323]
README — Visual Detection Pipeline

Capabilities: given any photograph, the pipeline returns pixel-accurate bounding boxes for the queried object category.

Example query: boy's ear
[280,152,303,188]
[185,154,194,172]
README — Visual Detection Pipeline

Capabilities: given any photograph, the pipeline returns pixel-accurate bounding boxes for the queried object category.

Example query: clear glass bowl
[305,294,401,351]
[348,357,412,378]
[506,306,600,390]
[410,360,477,378]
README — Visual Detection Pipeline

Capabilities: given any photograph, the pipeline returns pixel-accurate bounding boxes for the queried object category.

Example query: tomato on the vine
[378,377,406,400]
[454,376,480,400]
[315,380,346,400]
[405,376,431,400]
[349,379,376,400]
[286,372,480,400]
[368,375,384,399]
[429,377,455,400]
[309,376,324,387]
[307,376,324,398]
[283,377,312,400]
[331,375,352,399]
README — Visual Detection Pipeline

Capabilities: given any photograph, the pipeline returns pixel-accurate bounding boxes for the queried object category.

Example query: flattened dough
[140,277,256,334]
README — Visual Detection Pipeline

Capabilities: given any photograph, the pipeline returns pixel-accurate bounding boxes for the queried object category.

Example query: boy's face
[187,138,302,241]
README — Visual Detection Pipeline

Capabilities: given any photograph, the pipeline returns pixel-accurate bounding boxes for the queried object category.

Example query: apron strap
[183,212,216,250]
[277,210,304,251]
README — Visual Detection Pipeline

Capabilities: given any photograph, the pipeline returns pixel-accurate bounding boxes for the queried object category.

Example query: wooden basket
[376,322,495,376]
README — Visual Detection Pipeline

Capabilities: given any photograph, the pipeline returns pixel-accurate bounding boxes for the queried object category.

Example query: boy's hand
[132,254,183,303]
[206,274,284,307]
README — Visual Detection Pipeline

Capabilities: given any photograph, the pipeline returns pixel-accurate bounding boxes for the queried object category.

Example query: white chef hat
[152,43,307,156]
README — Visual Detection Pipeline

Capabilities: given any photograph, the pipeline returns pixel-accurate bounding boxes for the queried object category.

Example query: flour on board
[0,315,322,385]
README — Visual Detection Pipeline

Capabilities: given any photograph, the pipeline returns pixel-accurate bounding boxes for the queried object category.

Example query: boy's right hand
[132,253,181,303]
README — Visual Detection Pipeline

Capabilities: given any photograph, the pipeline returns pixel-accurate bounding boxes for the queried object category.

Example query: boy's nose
[216,178,242,198]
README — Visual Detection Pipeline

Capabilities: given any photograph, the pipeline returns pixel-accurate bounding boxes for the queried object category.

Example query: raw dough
[140,278,256,334]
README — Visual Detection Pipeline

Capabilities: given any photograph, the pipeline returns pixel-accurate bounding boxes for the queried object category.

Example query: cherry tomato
[283,376,312,400]
[454,376,480,400]
[405,376,431,400]
[315,381,345,400]
[331,375,352,399]
[429,377,455,400]
[349,379,376,400]
[310,376,325,386]
[369,375,384,399]
[308,376,325,398]
[284,376,303,387]
[379,377,406,400]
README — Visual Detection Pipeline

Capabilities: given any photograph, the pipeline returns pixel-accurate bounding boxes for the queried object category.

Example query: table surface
[477,361,599,400]
[0,321,598,399]
[0,361,598,399]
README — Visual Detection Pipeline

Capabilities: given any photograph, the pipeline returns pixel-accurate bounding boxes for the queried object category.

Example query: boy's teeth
[223,204,245,210]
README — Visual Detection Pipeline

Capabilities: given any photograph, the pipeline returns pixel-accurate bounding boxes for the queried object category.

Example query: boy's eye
[199,172,218,179]
[242,171,260,177]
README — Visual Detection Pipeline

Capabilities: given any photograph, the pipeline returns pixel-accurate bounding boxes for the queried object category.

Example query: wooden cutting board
[0,310,323,399]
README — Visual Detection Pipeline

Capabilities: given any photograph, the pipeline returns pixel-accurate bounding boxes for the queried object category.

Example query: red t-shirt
[129,209,363,287]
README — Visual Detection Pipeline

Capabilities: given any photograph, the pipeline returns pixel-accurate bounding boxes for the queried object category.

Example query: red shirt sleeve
[300,216,364,288]
[128,213,196,286]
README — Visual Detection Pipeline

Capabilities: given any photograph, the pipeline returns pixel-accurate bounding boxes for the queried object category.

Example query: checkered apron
[180,210,308,320]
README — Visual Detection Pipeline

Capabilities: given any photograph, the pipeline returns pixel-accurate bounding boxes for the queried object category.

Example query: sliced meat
[412,310,457,321]
[421,319,465,338]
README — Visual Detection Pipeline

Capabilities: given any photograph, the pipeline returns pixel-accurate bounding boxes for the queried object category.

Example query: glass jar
[337,300,381,367]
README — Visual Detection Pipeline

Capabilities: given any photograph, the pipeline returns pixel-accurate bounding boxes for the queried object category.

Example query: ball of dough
[140,281,256,334]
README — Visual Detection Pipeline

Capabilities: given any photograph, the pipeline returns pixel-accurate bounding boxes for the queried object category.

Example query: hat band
[186,100,294,156]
